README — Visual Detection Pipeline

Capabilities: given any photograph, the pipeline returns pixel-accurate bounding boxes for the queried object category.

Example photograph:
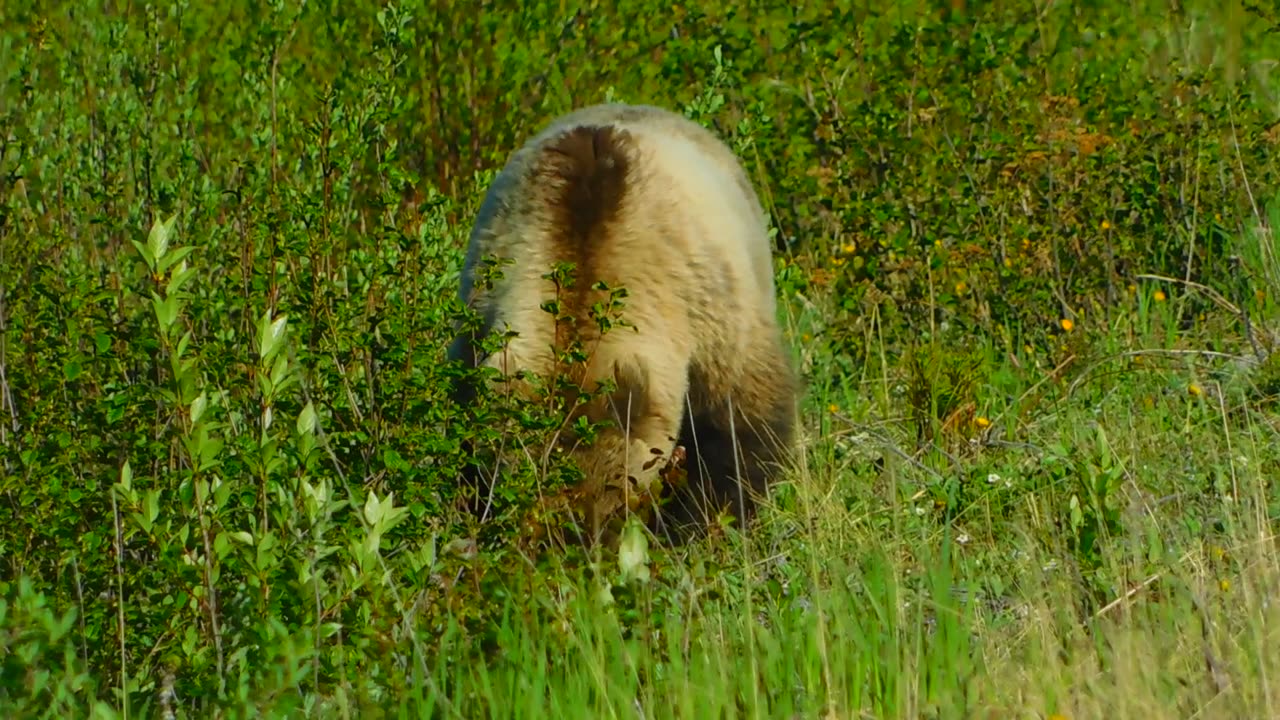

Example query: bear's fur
[448,103,799,545]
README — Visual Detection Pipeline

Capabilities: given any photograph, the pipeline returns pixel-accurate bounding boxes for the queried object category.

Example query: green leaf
[214,531,231,559]
[257,311,289,360]
[147,213,178,264]
[296,401,318,435]
[617,517,651,584]
[269,352,290,389]
[130,238,154,271]
[158,244,197,276]
[363,490,384,527]
[190,391,208,425]
[144,489,160,528]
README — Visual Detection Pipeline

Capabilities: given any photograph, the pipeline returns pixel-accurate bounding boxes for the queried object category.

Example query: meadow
[2,0,1279,717]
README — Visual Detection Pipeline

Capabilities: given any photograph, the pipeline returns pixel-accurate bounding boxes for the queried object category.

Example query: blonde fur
[449,103,798,544]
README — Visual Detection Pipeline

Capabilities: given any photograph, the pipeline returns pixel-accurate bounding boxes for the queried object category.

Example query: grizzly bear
[448,103,799,545]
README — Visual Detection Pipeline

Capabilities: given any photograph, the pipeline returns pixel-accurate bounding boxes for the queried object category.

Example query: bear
[447,102,799,546]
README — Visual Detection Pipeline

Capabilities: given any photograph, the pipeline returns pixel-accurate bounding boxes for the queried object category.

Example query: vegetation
[2,0,1279,717]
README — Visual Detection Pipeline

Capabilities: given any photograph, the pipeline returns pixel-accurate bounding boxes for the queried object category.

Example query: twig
[0,280,19,439]
[1187,590,1232,696]
[111,488,130,720]
[829,413,946,481]
[1134,273,1241,315]
[1067,348,1253,397]
[1092,569,1164,619]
